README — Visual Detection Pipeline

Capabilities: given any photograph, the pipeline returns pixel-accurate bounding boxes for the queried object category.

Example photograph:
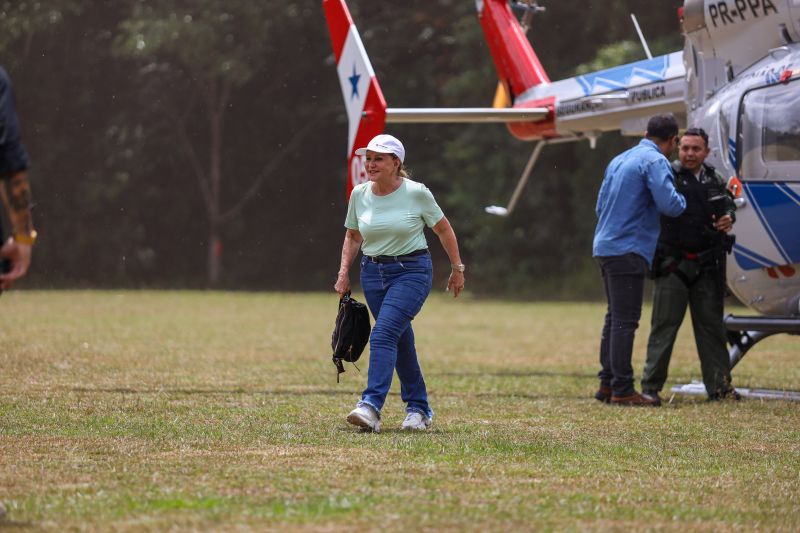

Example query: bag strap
[333,359,361,383]
[334,358,345,382]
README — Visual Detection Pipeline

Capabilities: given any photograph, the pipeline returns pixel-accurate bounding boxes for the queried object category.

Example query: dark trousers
[643,268,732,397]
[597,253,648,397]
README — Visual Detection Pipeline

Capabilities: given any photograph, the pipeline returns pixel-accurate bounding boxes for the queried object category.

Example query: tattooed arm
[0,170,36,290]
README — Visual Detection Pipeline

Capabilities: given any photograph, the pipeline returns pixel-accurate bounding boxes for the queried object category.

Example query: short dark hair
[681,127,709,147]
[646,114,679,141]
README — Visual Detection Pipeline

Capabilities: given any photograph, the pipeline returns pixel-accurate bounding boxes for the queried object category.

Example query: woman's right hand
[334,271,351,296]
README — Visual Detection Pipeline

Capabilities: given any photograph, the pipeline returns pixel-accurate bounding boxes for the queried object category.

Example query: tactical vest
[659,162,724,253]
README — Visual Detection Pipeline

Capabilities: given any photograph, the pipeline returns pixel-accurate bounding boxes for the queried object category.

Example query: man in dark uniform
[641,128,738,403]
[0,65,37,291]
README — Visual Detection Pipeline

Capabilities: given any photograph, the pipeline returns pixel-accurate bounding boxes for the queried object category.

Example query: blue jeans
[597,253,648,397]
[358,252,433,419]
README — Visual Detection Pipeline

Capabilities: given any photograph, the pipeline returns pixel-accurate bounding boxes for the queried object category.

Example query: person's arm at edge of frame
[0,170,36,290]
[431,216,464,298]
[334,229,363,297]
[647,158,686,217]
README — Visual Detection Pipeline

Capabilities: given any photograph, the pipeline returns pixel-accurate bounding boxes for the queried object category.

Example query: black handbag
[331,291,371,382]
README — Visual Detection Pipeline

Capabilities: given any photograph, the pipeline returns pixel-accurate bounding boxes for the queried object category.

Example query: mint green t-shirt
[345,178,445,257]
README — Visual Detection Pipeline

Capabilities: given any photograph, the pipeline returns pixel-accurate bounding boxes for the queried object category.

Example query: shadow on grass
[63,386,584,402]
[67,386,355,396]
[62,369,596,397]
[431,369,595,379]
[69,372,772,405]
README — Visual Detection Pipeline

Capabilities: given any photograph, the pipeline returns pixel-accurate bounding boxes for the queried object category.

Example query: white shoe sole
[347,411,380,433]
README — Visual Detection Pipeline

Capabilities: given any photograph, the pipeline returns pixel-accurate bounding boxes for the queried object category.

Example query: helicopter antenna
[630,13,653,59]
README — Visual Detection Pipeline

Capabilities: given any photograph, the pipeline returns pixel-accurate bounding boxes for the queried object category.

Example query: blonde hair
[392,155,410,178]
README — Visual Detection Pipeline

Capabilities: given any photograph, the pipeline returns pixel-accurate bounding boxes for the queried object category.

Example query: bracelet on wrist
[13,230,37,246]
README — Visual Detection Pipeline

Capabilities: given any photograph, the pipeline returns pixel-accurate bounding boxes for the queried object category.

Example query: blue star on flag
[349,64,361,100]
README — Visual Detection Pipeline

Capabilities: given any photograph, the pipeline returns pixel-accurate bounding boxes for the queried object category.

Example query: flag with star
[324,0,387,199]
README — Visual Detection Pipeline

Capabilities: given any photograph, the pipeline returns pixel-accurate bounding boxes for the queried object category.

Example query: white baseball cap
[355,134,405,163]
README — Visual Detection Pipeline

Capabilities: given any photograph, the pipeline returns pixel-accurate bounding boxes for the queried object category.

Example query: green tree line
[1,0,682,296]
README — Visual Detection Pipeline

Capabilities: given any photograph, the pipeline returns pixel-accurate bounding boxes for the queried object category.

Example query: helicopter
[323,0,800,399]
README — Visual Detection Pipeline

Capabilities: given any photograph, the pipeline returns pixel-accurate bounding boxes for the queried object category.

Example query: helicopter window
[740,79,800,181]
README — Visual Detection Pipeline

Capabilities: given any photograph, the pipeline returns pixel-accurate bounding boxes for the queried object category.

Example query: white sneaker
[400,412,431,431]
[346,404,381,433]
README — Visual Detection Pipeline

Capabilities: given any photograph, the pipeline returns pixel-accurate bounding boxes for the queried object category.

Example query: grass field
[1,290,799,531]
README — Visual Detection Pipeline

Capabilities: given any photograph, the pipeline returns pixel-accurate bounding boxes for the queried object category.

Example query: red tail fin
[478,0,550,99]
[323,0,388,199]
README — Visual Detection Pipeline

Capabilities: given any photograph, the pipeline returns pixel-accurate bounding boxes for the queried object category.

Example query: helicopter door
[734,78,800,271]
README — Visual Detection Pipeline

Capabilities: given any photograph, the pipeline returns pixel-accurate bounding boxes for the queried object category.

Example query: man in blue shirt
[592,114,686,406]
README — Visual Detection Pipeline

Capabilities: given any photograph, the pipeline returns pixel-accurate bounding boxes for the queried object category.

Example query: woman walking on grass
[334,134,465,433]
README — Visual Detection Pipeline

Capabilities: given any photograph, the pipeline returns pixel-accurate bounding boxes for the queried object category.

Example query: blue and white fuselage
[693,44,800,315]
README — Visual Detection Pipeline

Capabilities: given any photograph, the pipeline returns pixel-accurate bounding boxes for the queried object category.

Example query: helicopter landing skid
[671,315,800,401]
[670,381,800,402]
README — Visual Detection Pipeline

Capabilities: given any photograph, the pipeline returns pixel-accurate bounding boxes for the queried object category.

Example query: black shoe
[594,386,612,403]
[641,390,662,406]
[709,388,741,402]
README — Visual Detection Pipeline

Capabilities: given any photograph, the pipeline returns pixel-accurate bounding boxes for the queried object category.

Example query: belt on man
[365,249,429,263]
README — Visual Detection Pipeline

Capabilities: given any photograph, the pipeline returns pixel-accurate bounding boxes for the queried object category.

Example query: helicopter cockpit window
[740,79,800,181]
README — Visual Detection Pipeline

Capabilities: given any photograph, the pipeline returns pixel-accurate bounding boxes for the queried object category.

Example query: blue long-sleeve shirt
[593,138,686,266]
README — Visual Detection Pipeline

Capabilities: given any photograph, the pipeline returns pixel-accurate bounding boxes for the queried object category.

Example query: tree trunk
[206,82,225,286]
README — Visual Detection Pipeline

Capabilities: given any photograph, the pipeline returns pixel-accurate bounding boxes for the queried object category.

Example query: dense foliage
[2,0,682,295]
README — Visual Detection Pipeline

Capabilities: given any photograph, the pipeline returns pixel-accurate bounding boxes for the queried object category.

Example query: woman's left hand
[447,271,465,298]
[432,216,465,299]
